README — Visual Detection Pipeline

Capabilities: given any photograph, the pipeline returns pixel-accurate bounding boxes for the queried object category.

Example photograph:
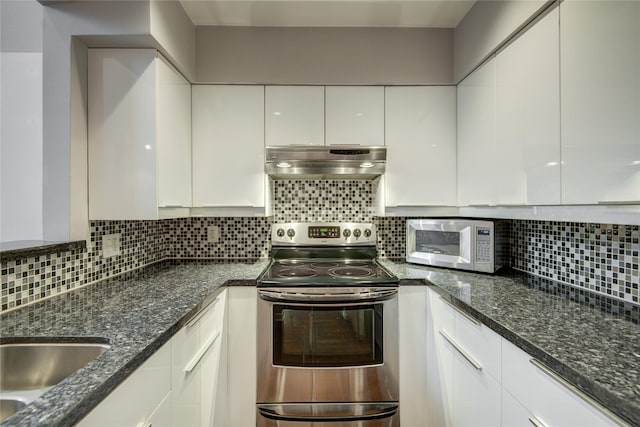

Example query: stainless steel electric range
[257,222,400,427]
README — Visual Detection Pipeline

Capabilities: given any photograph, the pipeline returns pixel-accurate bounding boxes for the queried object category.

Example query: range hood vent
[265,146,386,179]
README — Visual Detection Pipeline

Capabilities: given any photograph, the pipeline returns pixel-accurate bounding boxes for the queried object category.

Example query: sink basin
[0,342,111,391]
[0,398,27,423]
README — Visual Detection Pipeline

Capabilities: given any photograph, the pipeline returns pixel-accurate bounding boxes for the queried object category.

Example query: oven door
[257,287,399,404]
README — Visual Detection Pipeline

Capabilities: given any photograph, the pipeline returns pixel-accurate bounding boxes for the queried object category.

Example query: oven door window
[273,304,383,367]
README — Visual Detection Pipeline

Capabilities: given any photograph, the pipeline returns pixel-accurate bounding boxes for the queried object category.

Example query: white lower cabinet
[501,388,535,427]
[426,288,502,427]
[501,340,620,427]
[171,290,227,427]
[77,341,172,427]
[398,287,429,425]
[226,287,257,427]
[78,290,228,427]
[424,287,625,427]
[452,349,501,427]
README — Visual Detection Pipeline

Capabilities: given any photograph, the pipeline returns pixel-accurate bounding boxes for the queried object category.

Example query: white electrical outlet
[207,225,220,243]
[103,233,121,258]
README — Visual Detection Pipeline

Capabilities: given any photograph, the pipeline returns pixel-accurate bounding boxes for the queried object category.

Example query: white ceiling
[179,0,475,28]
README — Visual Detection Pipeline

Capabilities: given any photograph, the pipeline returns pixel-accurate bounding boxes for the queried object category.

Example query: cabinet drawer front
[502,341,621,427]
[432,292,502,381]
[453,349,502,427]
[198,291,227,338]
[453,303,502,381]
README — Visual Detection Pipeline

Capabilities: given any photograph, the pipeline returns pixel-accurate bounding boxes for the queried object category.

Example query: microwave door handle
[258,289,397,303]
[258,403,398,422]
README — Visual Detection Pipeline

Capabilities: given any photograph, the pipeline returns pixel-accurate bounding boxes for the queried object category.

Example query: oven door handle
[257,403,399,422]
[258,288,397,303]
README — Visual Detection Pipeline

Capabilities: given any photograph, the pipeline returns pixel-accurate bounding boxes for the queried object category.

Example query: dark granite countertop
[0,259,269,427]
[1,257,639,426]
[380,260,640,426]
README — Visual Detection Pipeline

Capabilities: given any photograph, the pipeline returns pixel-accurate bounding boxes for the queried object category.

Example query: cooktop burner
[329,266,375,278]
[277,268,318,278]
[259,222,398,287]
[260,259,395,285]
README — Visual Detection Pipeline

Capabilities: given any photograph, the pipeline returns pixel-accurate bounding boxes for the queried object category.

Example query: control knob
[343,229,351,238]
[364,228,372,238]
[287,228,296,238]
[276,228,285,237]
[353,229,361,238]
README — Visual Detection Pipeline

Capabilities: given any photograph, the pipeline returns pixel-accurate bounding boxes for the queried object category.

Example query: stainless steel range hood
[265,146,386,179]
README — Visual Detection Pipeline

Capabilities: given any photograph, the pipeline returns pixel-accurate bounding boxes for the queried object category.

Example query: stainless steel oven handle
[257,403,398,422]
[258,288,398,303]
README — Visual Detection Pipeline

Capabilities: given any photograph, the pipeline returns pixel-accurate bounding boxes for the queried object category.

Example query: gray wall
[0,0,44,242]
[454,0,550,82]
[196,26,454,85]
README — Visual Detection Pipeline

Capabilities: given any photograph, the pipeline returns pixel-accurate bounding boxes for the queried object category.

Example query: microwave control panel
[476,228,492,263]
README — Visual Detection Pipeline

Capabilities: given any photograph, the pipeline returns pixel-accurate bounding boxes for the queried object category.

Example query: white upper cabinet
[385,86,457,207]
[561,0,640,204]
[192,85,265,208]
[457,57,497,206]
[157,56,193,209]
[88,49,191,220]
[325,86,385,146]
[265,86,325,146]
[495,8,561,205]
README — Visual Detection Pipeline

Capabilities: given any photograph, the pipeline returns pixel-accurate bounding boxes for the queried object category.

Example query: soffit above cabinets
[178,0,475,28]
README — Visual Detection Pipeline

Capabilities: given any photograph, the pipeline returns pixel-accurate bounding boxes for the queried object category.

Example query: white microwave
[406,219,508,273]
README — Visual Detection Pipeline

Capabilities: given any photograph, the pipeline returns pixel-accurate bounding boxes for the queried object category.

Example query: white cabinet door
[199,292,227,427]
[156,55,192,208]
[88,49,191,220]
[265,86,324,146]
[385,87,457,207]
[226,287,257,427]
[495,8,561,205]
[171,291,227,427]
[398,287,429,425]
[426,288,501,427]
[426,289,455,427]
[146,391,172,427]
[325,86,384,146]
[502,388,535,427]
[452,346,501,427]
[457,57,497,206]
[192,85,265,208]
[502,339,620,427]
[170,312,201,427]
[561,1,640,204]
[77,340,171,427]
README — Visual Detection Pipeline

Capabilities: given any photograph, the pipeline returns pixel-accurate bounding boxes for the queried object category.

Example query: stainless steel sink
[0,342,111,391]
[0,341,111,422]
[0,398,27,423]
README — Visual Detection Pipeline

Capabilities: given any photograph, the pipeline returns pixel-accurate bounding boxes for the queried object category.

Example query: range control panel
[272,222,376,246]
[308,226,340,239]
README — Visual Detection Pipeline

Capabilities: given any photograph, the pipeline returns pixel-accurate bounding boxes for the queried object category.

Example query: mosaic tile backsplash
[165,217,271,259]
[511,220,639,304]
[2,205,639,311]
[273,180,375,222]
[1,220,167,312]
